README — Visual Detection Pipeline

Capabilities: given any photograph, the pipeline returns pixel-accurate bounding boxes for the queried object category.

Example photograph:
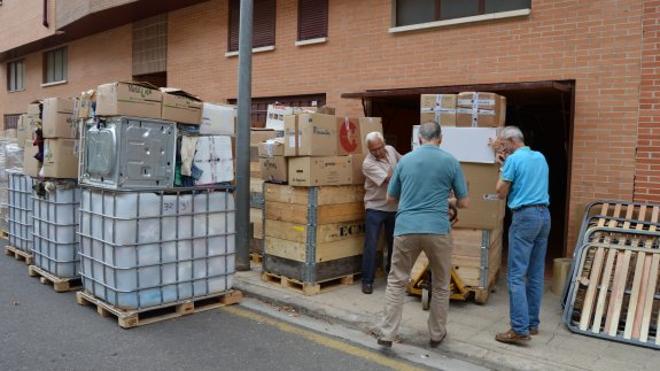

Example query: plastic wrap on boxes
[193,136,234,185]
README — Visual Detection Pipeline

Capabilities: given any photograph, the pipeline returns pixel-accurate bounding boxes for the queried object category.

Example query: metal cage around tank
[77,185,236,310]
[5,170,33,252]
[32,184,81,278]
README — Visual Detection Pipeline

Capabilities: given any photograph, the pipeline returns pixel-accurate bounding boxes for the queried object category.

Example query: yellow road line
[221,305,425,371]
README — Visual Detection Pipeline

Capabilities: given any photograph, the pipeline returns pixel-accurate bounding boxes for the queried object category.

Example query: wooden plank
[263,254,362,283]
[264,183,364,205]
[261,271,357,296]
[631,254,653,340]
[605,250,632,336]
[640,254,659,343]
[623,251,646,339]
[250,178,265,193]
[591,248,617,333]
[265,236,364,263]
[265,201,365,225]
[264,219,365,244]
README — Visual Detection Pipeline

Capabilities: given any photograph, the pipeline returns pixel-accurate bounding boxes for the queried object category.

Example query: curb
[234,278,582,371]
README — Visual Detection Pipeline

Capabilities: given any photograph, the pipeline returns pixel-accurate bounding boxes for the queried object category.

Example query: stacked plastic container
[32,183,80,278]
[7,170,33,252]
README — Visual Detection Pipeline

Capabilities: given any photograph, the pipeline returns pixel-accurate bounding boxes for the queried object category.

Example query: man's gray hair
[499,126,525,143]
[418,122,442,140]
[365,131,385,145]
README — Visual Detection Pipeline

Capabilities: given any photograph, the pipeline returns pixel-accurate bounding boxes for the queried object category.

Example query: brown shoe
[529,327,539,335]
[495,329,530,344]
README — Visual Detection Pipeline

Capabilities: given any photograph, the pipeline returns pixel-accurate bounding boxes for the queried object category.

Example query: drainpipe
[43,0,49,27]
[235,0,253,271]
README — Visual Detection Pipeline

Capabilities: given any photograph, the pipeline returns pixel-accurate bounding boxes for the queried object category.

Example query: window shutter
[228,0,240,52]
[298,0,328,41]
[228,0,275,51]
[253,0,276,48]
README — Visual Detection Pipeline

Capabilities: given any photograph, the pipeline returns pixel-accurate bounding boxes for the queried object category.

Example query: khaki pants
[379,234,452,342]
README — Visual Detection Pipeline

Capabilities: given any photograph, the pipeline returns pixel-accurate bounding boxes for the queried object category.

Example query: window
[4,114,21,131]
[228,0,276,52]
[395,0,531,27]
[7,60,25,92]
[43,47,67,84]
[298,0,328,41]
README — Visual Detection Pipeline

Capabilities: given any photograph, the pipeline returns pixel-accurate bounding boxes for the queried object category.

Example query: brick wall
[0,0,56,53]
[168,0,646,253]
[635,0,660,203]
[0,25,132,117]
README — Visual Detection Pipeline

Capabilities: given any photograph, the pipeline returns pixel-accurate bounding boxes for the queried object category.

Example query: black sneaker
[362,283,373,294]
[377,338,393,348]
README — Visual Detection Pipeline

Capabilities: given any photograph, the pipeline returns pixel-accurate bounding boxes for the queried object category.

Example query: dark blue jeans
[508,205,551,335]
[362,209,396,285]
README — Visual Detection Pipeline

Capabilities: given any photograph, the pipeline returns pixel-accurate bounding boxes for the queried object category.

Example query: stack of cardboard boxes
[417,92,507,302]
[249,128,278,254]
[258,110,384,293]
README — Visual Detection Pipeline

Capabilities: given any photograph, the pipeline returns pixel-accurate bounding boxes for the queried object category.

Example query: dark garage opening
[344,80,575,268]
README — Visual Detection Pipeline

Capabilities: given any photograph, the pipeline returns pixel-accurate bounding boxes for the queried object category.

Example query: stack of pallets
[563,200,660,349]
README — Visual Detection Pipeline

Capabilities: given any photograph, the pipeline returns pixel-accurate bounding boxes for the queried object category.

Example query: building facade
[0,0,658,258]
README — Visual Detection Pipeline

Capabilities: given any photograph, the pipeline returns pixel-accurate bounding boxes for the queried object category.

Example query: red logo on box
[339,118,359,153]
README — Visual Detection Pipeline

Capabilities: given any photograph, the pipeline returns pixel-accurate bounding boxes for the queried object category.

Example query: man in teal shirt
[493,126,550,344]
[377,122,469,348]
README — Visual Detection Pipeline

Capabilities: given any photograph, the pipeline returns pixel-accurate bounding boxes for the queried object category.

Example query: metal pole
[235,0,253,271]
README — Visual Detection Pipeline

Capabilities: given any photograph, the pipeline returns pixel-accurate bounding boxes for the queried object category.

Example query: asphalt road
[0,246,424,371]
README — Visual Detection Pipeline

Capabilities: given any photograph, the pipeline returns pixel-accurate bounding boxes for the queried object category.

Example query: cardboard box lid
[98,81,163,102]
[160,88,203,108]
[250,128,278,145]
[258,138,285,157]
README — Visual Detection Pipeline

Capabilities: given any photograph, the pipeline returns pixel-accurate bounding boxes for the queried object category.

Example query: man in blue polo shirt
[493,126,550,344]
[377,122,469,348]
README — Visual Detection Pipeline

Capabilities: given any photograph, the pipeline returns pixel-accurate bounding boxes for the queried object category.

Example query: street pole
[235,0,253,271]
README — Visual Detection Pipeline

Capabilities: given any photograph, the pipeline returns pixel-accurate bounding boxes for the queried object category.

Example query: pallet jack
[406,205,470,309]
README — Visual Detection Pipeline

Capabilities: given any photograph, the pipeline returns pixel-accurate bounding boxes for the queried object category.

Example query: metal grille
[3,114,20,130]
[6,171,33,252]
[132,14,168,76]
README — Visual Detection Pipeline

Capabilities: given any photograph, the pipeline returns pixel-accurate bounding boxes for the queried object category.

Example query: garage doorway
[344,80,575,265]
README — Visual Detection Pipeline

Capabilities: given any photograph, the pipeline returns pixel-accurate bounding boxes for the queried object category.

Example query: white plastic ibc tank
[32,185,80,278]
[79,188,236,310]
[7,171,33,252]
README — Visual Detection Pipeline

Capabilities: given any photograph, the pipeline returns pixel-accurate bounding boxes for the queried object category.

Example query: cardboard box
[96,82,163,119]
[16,114,31,148]
[455,163,505,229]
[456,93,506,127]
[259,156,288,183]
[283,115,299,156]
[27,101,41,117]
[288,156,353,186]
[201,103,236,135]
[258,138,285,157]
[251,128,278,145]
[359,117,383,154]
[160,88,202,124]
[420,94,457,126]
[290,113,337,157]
[23,140,40,177]
[337,117,362,155]
[42,139,79,179]
[76,89,96,119]
[42,97,77,139]
[265,104,317,131]
[350,153,366,184]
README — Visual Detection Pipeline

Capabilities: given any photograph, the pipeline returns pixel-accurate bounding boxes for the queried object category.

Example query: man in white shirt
[361,132,401,294]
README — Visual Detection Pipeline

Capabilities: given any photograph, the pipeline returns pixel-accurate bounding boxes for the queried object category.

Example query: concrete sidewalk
[234,267,659,371]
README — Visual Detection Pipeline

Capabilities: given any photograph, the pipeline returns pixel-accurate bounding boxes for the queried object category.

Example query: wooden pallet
[261,271,357,296]
[4,245,33,265]
[76,289,243,329]
[250,252,263,264]
[1,230,8,240]
[28,265,81,293]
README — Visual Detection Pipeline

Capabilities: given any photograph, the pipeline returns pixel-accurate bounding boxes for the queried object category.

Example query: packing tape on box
[263,139,278,157]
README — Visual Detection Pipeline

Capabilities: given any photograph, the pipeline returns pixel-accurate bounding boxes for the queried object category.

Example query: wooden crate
[262,184,366,289]
[451,228,503,302]
[250,207,264,239]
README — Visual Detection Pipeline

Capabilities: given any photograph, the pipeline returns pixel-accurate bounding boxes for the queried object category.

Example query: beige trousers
[379,234,452,342]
